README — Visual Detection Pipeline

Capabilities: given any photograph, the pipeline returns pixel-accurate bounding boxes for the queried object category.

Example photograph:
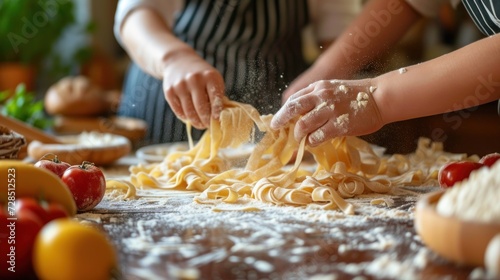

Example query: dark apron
[119,0,309,146]
[461,0,500,116]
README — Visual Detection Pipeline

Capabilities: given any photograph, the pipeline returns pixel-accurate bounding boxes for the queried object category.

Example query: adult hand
[162,50,225,129]
[271,79,384,146]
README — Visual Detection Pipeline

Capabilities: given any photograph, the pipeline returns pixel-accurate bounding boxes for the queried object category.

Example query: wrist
[159,46,197,74]
[371,71,398,126]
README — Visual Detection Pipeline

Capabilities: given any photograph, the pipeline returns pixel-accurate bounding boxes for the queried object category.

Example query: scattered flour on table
[77,185,444,280]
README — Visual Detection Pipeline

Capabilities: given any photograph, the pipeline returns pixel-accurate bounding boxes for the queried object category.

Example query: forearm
[374,34,500,124]
[120,8,195,79]
[312,0,421,79]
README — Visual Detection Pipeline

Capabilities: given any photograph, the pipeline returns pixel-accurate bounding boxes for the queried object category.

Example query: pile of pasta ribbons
[108,99,475,214]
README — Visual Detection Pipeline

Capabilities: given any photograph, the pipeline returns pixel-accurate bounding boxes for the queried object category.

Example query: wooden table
[78,156,483,280]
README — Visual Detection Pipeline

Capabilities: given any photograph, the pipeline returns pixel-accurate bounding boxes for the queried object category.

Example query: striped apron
[462,0,500,36]
[119,0,309,146]
[460,0,500,114]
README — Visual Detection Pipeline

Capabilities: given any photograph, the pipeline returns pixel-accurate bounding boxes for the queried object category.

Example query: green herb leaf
[1,83,53,130]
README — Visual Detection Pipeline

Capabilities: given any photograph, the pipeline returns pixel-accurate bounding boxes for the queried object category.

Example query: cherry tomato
[0,207,43,280]
[62,162,106,212]
[33,219,118,280]
[15,198,47,223]
[438,161,484,188]
[15,197,69,224]
[479,153,500,168]
[34,154,71,178]
[45,203,69,222]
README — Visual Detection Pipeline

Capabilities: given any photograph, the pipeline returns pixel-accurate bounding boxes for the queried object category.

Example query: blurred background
[0,0,122,92]
[0,0,498,156]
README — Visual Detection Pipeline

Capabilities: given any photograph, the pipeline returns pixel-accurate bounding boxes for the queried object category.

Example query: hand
[282,65,340,105]
[162,51,225,129]
[271,79,384,146]
[282,69,320,105]
[282,55,354,105]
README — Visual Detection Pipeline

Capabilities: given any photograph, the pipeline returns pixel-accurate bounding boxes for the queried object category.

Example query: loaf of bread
[44,76,119,117]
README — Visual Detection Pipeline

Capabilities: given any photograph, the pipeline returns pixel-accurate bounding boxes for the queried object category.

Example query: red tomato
[45,203,69,222]
[15,198,69,224]
[62,162,106,212]
[479,153,500,167]
[34,154,71,178]
[438,161,484,188]
[0,208,43,279]
[15,198,47,223]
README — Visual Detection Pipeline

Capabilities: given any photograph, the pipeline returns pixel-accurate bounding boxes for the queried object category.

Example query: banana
[0,160,77,215]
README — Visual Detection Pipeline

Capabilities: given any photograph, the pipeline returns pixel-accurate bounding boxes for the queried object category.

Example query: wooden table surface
[77,156,486,280]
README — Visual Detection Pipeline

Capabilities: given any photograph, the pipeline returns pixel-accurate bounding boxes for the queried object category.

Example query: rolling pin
[0,114,62,144]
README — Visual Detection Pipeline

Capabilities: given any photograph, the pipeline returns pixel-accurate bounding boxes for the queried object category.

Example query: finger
[175,81,203,128]
[294,101,333,141]
[270,88,316,130]
[187,73,211,128]
[281,82,308,104]
[287,83,315,101]
[164,82,186,121]
[205,71,225,120]
[307,113,350,147]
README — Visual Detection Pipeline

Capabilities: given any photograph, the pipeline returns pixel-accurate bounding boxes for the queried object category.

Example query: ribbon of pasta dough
[113,98,477,214]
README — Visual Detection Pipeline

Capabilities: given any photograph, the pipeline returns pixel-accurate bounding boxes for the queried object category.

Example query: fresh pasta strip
[106,179,137,199]
[114,98,476,214]
[371,198,395,207]
[311,186,354,214]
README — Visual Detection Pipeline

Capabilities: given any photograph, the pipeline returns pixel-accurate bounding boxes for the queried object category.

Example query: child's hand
[162,51,225,129]
[271,79,383,146]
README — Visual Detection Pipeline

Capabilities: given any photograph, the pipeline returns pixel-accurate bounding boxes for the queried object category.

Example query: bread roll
[44,76,118,117]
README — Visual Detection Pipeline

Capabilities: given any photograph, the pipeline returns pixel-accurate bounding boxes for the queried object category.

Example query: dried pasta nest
[0,125,27,159]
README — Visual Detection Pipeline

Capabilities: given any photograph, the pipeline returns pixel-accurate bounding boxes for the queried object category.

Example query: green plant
[0,0,75,65]
[0,84,53,129]
[46,21,96,79]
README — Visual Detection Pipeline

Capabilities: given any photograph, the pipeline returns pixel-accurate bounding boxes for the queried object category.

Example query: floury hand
[271,79,384,146]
